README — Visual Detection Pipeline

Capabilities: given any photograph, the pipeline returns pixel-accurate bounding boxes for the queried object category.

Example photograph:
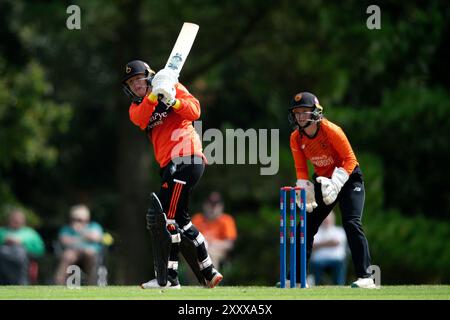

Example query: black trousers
[158,156,205,227]
[157,155,214,279]
[295,166,372,280]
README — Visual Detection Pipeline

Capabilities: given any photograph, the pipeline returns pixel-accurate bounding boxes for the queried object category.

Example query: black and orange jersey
[129,83,205,167]
[290,119,358,179]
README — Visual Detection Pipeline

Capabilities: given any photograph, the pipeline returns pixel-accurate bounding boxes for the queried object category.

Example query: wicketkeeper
[122,60,223,289]
[288,92,376,288]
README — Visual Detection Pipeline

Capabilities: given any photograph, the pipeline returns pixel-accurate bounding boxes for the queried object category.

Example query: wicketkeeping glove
[296,179,318,213]
[316,167,349,205]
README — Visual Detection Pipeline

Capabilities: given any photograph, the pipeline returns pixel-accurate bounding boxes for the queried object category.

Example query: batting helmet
[288,92,323,129]
[122,60,155,103]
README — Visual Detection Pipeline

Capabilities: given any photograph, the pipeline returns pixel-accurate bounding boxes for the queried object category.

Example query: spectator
[309,211,348,285]
[54,204,103,285]
[192,192,237,269]
[0,208,45,285]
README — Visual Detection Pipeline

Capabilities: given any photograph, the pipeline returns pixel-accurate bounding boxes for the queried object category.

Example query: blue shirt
[58,222,103,253]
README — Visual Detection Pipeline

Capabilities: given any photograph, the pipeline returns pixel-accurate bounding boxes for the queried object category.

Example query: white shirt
[310,225,347,261]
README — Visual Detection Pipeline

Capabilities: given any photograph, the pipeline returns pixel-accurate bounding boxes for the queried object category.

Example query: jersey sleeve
[129,95,158,130]
[327,124,358,175]
[172,83,201,121]
[290,132,309,180]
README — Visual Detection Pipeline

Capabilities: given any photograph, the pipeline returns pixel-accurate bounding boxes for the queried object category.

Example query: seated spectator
[0,208,45,285]
[310,211,348,285]
[54,204,103,285]
[192,192,237,270]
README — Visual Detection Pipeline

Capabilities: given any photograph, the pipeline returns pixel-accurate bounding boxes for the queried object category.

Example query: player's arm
[129,95,158,130]
[328,125,358,175]
[290,132,318,212]
[82,225,103,243]
[59,231,79,247]
[290,132,309,180]
[316,125,356,205]
[171,83,201,121]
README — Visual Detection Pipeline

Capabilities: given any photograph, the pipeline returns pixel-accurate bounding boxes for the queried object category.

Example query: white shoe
[140,278,181,289]
[351,277,377,289]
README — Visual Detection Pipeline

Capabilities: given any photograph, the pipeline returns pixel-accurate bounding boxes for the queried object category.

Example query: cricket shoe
[140,276,181,289]
[205,268,223,288]
[351,277,377,289]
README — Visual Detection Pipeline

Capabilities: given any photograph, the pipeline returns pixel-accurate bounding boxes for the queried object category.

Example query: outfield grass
[0,285,449,300]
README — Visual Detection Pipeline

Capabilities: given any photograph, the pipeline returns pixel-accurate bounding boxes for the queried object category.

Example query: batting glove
[316,167,349,205]
[151,68,179,107]
[152,68,178,88]
[296,179,318,213]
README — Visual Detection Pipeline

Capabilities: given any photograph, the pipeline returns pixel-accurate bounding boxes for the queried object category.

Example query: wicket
[279,186,307,288]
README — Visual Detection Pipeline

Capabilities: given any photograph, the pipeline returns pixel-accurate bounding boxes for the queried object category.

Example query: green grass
[0,285,449,300]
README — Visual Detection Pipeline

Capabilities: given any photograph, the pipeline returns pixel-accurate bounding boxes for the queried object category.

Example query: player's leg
[179,222,223,287]
[142,192,175,288]
[142,159,197,289]
[171,156,223,287]
[310,260,325,285]
[54,249,81,285]
[79,248,99,285]
[338,166,375,288]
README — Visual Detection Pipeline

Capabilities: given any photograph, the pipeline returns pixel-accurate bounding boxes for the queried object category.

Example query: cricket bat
[165,22,200,76]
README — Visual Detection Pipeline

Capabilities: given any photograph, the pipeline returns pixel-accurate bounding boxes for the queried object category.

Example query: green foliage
[0,60,72,215]
[0,61,72,168]
[329,85,450,218]
[365,209,450,284]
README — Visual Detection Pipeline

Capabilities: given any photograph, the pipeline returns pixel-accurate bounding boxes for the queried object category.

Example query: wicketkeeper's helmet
[288,92,323,129]
[122,60,155,103]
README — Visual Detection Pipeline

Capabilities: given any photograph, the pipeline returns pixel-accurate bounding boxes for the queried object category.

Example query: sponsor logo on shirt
[147,103,173,130]
[310,155,334,167]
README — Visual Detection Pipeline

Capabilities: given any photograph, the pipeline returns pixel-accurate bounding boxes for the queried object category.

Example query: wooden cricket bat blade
[165,22,200,75]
